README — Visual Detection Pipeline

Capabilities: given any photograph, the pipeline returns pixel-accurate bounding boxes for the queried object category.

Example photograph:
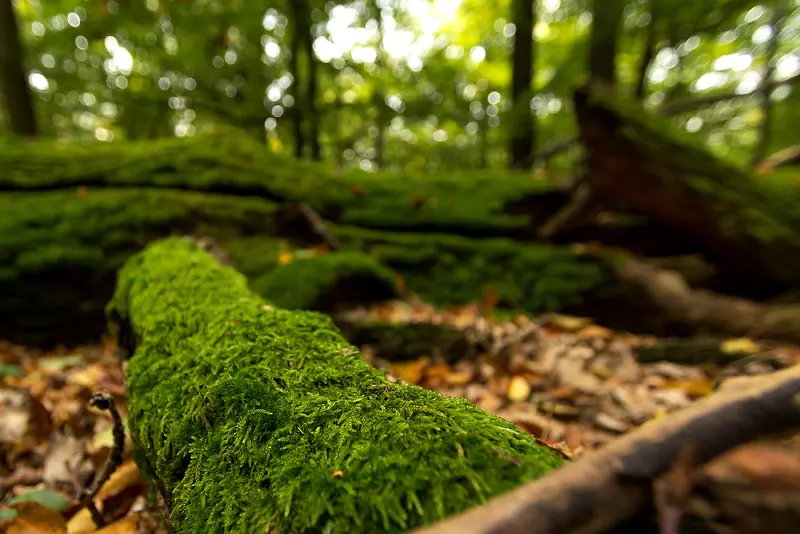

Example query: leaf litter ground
[1,299,799,533]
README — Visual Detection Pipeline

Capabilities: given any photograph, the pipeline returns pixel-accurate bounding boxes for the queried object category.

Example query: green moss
[109,238,566,534]
[0,130,559,235]
[0,188,610,345]
[252,251,398,310]
[334,226,610,313]
[0,188,281,345]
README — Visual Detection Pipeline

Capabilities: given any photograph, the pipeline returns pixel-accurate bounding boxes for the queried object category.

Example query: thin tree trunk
[0,0,38,137]
[303,5,321,161]
[634,0,659,100]
[373,0,386,169]
[289,1,306,159]
[588,0,623,85]
[751,7,785,167]
[509,0,536,169]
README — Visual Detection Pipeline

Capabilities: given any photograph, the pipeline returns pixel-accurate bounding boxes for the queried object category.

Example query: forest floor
[1,300,799,533]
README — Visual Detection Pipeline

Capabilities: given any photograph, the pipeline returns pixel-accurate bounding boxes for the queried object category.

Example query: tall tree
[0,0,37,137]
[509,0,536,169]
[635,0,660,100]
[588,0,623,85]
[751,5,785,167]
[289,0,321,160]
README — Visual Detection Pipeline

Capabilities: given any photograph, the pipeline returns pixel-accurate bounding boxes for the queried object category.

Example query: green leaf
[0,363,24,378]
[0,507,18,520]
[8,489,71,512]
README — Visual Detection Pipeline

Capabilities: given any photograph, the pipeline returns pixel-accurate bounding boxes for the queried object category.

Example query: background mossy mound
[1,189,612,346]
[0,129,563,236]
[252,251,399,311]
[109,238,566,534]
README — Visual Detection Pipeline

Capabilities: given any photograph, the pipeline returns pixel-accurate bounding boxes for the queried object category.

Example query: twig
[537,182,602,239]
[78,391,126,528]
[411,366,800,534]
[299,202,342,250]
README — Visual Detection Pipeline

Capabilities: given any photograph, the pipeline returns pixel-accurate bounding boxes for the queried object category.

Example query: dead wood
[614,255,800,345]
[410,366,800,534]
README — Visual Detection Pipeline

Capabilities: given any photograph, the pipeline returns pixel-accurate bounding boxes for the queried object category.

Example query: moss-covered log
[0,188,613,346]
[574,83,800,296]
[0,129,566,237]
[108,238,566,534]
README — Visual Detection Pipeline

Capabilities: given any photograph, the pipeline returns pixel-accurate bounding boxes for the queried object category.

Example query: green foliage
[7,490,71,511]
[253,252,398,310]
[109,238,566,534]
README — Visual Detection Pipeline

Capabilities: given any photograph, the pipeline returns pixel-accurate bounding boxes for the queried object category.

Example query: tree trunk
[588,0,623,85]
[634,0,659,100]
[574,83,800,295]
[509,0,536,169]
[289,0,306,159]
[304,3,321,161]
[751,6,785,167]
[0,0,38,137]
[108,238,567,534]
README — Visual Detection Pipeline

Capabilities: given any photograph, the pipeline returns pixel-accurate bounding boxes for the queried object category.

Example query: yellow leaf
[664,378,714,398]
[548,314,592,332]
[507,376,531,402]
[720,337,762,354]
[95,515,138,534]
[278,251,293,265]
[388,357,429,385]
[7,502,67,534]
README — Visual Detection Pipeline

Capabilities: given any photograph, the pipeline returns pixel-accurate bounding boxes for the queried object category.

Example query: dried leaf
[388,357,429,385]
[94,515,138,534]
[277,251,293,265]
[5,501,67,534]
[547,314,593,332]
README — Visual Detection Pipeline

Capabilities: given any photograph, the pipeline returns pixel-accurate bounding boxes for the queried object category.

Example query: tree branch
[412,366,800,534]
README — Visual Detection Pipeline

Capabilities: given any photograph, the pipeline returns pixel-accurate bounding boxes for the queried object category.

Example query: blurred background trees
[1,0,797,172]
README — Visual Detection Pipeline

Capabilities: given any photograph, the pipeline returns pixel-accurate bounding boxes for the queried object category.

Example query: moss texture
[0,129,561,236]
[109,238,566,534]
[1,188,610,346]
[252,252,398,311]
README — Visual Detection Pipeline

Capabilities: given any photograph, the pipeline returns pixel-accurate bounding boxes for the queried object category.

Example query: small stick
[78,391,126,528]
[299,202,342,250]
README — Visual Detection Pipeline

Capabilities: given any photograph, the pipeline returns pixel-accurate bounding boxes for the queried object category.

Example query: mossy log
[0,188,613,346]
[0,129,566,237]
[108,238,567,534]
[574,83,800,296]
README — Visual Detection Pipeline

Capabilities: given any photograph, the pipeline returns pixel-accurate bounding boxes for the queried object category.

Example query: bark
[573,83,800,295]
[411,366,800,534]
[304,5,321,162]
[588,0,623,85]
[109,238,567,534]
[509,0,536,169]
[0,0,38,137]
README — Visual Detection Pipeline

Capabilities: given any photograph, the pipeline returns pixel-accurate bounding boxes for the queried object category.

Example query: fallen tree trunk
[0,127,566,238]
[574,83,800,296]
[0,188,612,346]
[412,366,800,534]
[107,238,568,534]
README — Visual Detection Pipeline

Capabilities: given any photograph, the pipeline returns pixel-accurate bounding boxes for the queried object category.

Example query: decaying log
[412,366,800,534]
[614,254,800,345]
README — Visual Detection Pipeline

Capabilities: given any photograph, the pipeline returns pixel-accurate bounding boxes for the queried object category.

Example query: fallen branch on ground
[411,366,800,534]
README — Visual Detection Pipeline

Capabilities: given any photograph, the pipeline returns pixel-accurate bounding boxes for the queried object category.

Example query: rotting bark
[411,366,800,534]
[109,238,567,534]
[574,82,800,296]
